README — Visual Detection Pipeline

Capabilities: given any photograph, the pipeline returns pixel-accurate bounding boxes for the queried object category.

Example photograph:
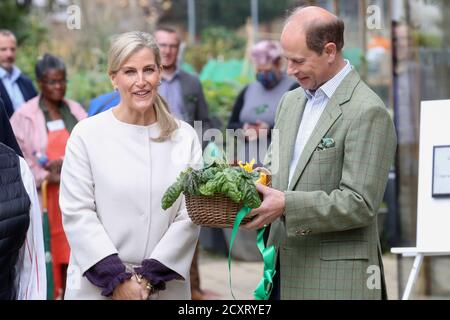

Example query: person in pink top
[10,53,87,299]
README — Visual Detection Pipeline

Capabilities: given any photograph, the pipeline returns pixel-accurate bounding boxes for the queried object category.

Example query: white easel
[391,248,450,300]
[391,100,450,300]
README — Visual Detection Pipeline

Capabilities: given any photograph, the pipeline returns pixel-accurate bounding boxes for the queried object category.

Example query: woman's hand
[112,276,147,300]
[45,159,63,183]
[243,123,259,141]
[45,159,63,173]
[243,121,269,141]
[254,120,269,129]
[137,277,152,300]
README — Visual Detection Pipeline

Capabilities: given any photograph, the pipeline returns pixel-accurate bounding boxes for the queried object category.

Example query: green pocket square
[317,138,335,150]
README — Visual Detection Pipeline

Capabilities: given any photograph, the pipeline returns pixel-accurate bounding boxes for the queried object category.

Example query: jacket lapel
[279,93,307,191]
[267,92,306,248]
[0,80,14,118]
[17,76,37,101]
[177,70,189,97]
[288,70,361,191]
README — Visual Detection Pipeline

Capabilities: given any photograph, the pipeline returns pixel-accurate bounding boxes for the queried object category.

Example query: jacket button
[297,229,312,236]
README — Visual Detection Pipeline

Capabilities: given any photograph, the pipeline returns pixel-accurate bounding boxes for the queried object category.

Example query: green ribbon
[228,206,276,300]
[253,228,276,300]
[228,206,252,300]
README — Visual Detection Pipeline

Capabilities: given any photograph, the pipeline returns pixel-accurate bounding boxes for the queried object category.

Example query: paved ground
[197,248,401,300]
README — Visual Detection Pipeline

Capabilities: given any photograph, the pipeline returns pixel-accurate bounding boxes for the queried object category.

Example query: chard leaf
[161,181,183,210]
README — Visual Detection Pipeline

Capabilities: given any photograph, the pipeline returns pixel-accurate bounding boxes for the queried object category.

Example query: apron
[46,123,71,299]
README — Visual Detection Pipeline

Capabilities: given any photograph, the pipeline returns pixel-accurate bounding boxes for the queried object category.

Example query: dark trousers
[269,258,280,300]
[190,244,201,292]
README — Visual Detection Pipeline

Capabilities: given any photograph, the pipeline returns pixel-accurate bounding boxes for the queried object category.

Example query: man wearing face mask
[228,40,297,167]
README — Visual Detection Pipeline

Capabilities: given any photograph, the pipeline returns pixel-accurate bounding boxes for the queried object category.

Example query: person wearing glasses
[10,53,87,299]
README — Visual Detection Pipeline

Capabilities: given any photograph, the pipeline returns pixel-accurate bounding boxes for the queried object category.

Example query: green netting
[180,62,197,75]
[199,59,254,83]
[343,47,363,71]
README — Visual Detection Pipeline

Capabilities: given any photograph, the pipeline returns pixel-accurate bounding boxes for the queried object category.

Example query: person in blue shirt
[0,30,37,118]
[87,90,120,117]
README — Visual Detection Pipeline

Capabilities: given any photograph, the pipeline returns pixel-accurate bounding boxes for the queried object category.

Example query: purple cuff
[84,254,132,297]
[134,259,183,292]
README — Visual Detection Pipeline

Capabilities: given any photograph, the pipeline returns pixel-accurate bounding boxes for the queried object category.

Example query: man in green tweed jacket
[243,6,397,300]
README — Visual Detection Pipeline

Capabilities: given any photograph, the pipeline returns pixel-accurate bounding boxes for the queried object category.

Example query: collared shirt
[159,69,185,121]
[0,65,26,111]
[288,60,352,186]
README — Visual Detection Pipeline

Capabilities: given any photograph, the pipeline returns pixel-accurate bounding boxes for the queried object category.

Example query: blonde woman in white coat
[59,31,202,300]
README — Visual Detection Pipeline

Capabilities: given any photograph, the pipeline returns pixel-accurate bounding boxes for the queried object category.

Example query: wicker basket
[185,193,251,228]
[184,167,271,228]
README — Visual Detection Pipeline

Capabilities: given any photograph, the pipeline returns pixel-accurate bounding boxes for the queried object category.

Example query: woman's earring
[157,80,162,86]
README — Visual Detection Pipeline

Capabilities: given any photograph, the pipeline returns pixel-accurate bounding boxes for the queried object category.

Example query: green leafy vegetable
[161,162,264,210]
[161,168,191,210]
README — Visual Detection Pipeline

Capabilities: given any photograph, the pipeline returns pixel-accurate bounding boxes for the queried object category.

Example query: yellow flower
[256,172,268,186]
[238,159,256,173]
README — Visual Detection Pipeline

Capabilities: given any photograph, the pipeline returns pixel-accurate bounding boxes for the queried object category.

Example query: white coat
[59,109,202,300]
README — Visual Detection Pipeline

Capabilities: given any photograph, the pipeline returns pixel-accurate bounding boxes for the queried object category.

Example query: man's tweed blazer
[265,69,397,300]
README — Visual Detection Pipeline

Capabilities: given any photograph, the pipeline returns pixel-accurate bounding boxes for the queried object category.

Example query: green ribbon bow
[228,206,277,300]
[253,228,276,300]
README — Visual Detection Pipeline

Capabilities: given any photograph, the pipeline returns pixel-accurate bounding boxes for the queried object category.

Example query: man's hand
[243,121,269,141]
[241,184,285,230]
[112,276,147,300]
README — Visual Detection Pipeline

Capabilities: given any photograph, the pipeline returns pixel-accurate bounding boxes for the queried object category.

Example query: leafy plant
[65,70,112,108]
[183,26,246,72]
[161,159,264,210]
[201,80,246,130]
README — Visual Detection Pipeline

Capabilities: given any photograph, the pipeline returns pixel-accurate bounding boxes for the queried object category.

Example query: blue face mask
[256,70,280,90]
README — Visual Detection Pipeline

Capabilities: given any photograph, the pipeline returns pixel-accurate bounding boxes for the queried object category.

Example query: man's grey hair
[0,29,17,41]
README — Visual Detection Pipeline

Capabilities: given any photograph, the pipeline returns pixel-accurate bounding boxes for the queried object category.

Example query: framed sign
[432,145,450,198]
[416,100,450,252]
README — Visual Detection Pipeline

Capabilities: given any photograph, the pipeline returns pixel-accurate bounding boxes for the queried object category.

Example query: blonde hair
[108,31,178,142]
